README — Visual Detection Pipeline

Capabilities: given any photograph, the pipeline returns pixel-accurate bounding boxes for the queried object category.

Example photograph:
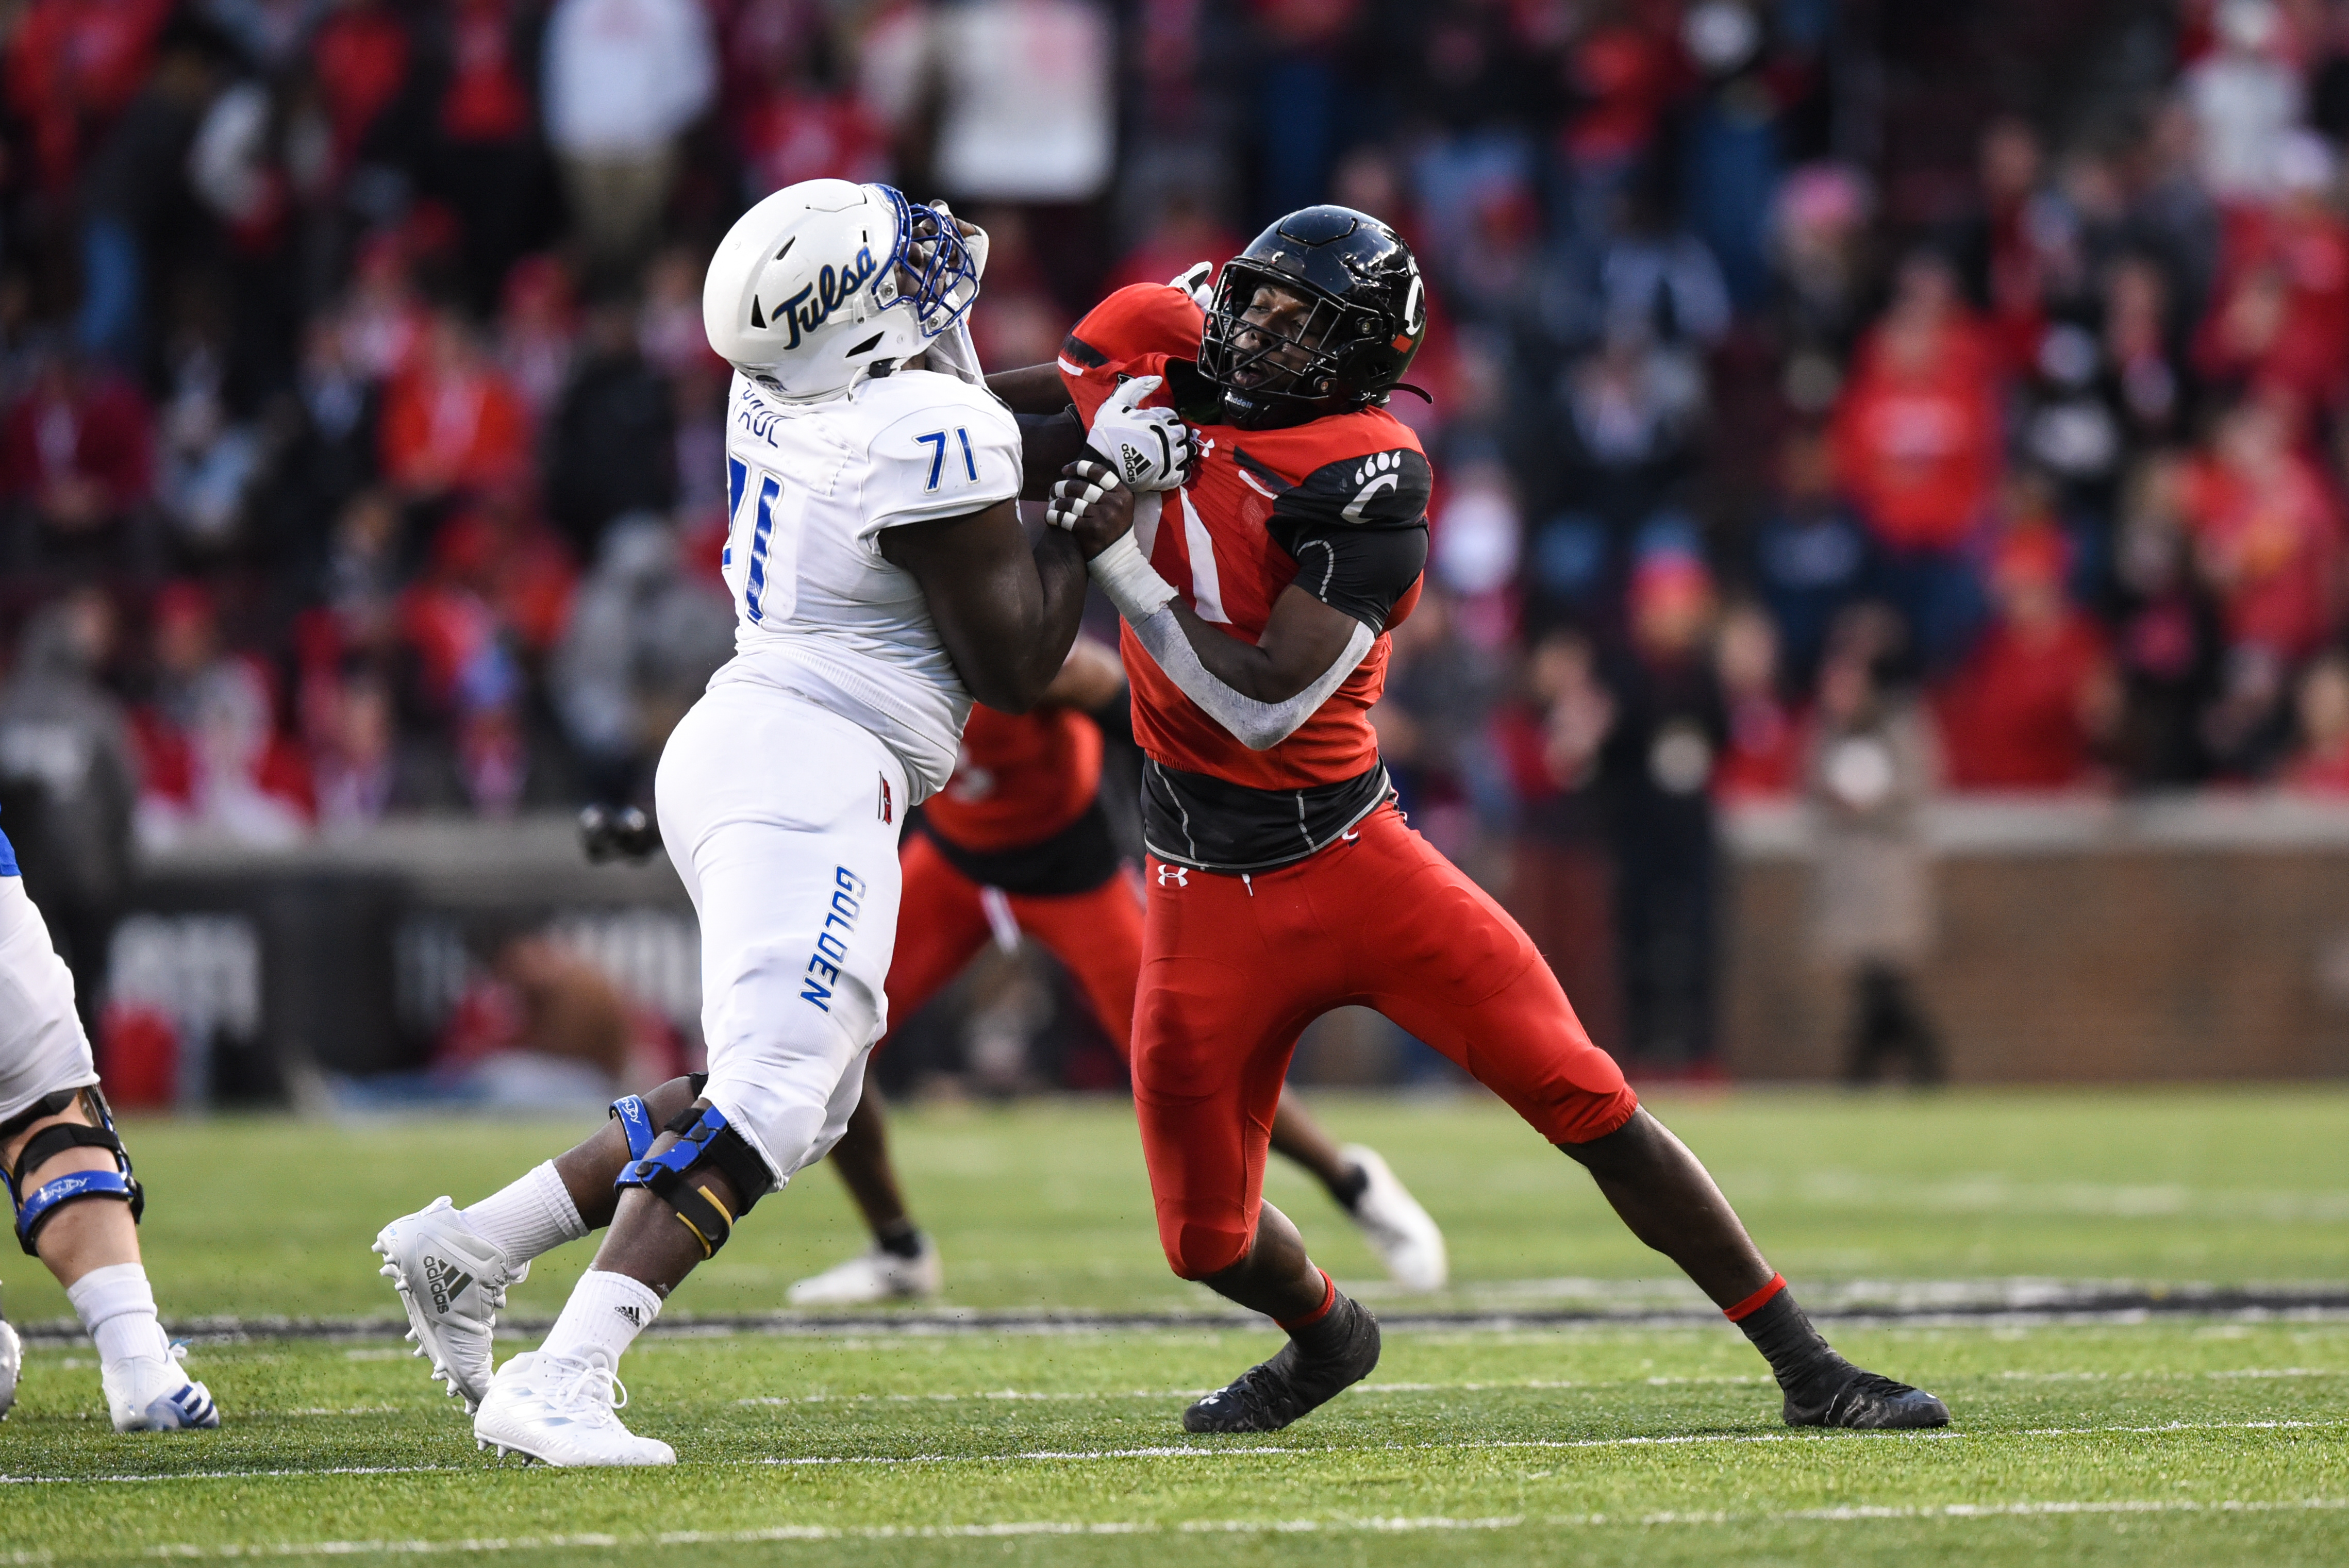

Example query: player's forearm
[986,364,1070,414]
[1165,602,1312,702]
[1085,535,1371,748]
[1015,411,1086,501]
[981,528,1092,713]
[1123,600,1372,751]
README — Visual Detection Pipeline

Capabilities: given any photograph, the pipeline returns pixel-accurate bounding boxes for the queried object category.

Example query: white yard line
[15,1284,2349,1349]
[8,1418,2340,1489]
[7,1495,2345,1562]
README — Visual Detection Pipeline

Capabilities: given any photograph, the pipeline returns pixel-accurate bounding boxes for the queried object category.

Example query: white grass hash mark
[42,1496,2344,1560]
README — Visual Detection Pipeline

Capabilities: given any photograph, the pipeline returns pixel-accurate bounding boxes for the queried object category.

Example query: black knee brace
[611,1094,769,1259]
[2,1086,144,1256]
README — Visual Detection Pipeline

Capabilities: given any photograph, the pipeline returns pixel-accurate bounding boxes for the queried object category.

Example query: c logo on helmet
[1156,864,1189,888]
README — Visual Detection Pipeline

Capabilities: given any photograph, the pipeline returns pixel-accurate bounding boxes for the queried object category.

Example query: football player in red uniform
[790,634,1448,1304]
[1004,208,1948,1434]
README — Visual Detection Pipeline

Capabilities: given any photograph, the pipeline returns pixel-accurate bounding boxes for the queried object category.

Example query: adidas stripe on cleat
[373,1197,524,1414]
[105,1345,221,1432]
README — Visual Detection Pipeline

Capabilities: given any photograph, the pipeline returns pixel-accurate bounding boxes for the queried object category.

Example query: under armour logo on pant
[1157,864,1188,888]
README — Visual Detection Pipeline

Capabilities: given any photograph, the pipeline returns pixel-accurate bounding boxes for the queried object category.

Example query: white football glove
[1170,261,1214,310]
[1085,374,1194,492]
[1045,459,1123,532]
[930,200,989,282]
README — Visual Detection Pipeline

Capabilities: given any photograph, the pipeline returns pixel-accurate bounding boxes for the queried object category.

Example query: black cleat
[1784,1366,1950,1429]
[579,804,661,864]
[1182,1298,1380,1433]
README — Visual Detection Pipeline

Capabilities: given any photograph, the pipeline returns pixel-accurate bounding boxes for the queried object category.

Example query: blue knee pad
[2,1087,144,1257]
[612,1095,768,1259]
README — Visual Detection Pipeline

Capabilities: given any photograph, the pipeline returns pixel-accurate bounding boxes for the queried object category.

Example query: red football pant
[1134,803,1640,1279]
[882,830,1145,1054]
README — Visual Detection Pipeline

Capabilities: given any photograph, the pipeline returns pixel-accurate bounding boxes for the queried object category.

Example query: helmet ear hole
[845,332,884,357]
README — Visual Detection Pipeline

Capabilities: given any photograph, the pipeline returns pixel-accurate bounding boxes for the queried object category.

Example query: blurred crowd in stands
[13,0,2349,1078]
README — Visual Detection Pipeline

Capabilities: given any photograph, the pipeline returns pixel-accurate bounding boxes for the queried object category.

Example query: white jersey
[710,366,1021,800]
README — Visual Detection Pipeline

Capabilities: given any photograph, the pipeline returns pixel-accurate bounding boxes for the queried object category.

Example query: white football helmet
[703,179,984,400]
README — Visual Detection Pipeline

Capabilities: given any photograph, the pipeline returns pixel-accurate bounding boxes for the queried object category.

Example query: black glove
[579,804,661,864]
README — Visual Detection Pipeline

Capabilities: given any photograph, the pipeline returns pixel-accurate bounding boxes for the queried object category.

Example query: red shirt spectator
[314,0,413,171]
[1560,20,1682,167]
[440,0,534,143]
[2194,184,2349,406]
[0,355,156,535]
[1712,604,1800,800]
[429,501,579,657]
[1936,528,2116,790]
[735,87,890,195]
[131,583,314,843]
[1831,256,2003,553]
[379,314,531,497]
[4,0,175,193]
[2183,399,2343,660]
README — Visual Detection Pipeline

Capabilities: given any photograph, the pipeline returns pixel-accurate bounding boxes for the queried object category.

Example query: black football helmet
[1197,206,1427,430]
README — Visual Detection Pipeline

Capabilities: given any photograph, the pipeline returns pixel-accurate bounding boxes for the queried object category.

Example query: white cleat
[105,1345,221,1432]
[1341,1144,1448,1292]
[785,1238,943,1306]
[0,1316,20,1421]
[472,1352,674,1467]
[373,1197,523,1413]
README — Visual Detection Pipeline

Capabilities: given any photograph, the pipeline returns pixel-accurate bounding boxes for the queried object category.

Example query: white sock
[464,1162,588,1264]
[65,1262,173,1373]
[537,1270,660,1370]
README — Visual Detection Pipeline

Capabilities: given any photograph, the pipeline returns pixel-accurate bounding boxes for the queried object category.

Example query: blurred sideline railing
[97,796,2349,1098]
[1722,794,2349,1083]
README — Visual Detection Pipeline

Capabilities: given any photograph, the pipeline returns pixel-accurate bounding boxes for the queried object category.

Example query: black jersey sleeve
[1281,522,1428,631]
[1263,446,1433,631]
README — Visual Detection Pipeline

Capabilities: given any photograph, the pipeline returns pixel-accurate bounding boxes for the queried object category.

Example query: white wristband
[1086,532,1177,622]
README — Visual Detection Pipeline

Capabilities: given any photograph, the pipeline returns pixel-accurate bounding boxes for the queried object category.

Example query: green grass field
[4,1089,2347,1565]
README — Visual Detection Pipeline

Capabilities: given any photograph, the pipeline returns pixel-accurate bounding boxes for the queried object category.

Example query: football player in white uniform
[372,179,1172,1466]
[0,815,219,1430]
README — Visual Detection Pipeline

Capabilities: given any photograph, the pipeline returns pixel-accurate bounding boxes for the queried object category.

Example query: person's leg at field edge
[2,868,215,1432]
[377,690,904,1462]
[1130,858,1384,1432]
[489,696,907,1454]
[1,1091,220,1430]
[1346,804,1947,1429]
[1024,867,1445,1286]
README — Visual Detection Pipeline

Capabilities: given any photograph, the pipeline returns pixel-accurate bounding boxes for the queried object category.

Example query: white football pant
[0,876,99,1126]
[654,680,907,1194]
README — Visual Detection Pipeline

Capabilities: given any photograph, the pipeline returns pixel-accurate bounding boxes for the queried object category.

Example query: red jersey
[1060,285,1430,847]
[924,704,1103,853]
[1936,612,2110,791]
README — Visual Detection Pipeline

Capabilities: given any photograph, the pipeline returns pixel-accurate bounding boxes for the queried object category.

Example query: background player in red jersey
[789,635,1449,1305]
[1014,208,1949,1436]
